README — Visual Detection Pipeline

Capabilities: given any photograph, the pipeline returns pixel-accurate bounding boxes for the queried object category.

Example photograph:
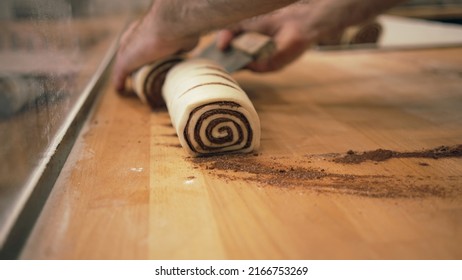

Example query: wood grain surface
[21,46,462,259]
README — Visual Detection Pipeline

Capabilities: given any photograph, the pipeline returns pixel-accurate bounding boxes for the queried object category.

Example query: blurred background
[0,0,150,252]
[390,0,462,24]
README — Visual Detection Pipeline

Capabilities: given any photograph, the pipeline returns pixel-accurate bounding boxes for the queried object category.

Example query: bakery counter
[19,44,462,259]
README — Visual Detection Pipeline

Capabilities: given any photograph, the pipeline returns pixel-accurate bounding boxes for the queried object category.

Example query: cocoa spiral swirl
[183,101,254,154]
[162,58,260,156]
[351,21,382,45]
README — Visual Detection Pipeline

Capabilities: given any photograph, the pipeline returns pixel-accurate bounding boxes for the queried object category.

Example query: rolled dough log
[345,21,383,45]
[162,58,260,156]
[132,56,183,107]
[318,20,382,47]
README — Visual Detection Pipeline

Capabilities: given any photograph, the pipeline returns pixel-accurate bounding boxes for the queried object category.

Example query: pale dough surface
[162,58,260,156]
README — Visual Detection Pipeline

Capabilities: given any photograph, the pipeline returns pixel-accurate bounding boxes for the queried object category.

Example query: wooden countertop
[21,46,462,259]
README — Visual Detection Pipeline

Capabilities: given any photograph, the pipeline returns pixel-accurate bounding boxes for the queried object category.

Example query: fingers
[246,25,312,72]
[112,42,134,93]
[216,29,238,50]
[113,19,152,93]
[112,17,199,93]
[215,11,313,73]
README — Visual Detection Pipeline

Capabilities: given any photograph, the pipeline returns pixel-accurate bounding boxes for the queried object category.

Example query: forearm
[113,0,407,89]
[304,0,407,35]
[150,0,299,37]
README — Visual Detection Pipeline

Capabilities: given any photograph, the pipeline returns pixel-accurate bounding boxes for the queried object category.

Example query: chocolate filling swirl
[184,101,253,154]
[162,58,260,156]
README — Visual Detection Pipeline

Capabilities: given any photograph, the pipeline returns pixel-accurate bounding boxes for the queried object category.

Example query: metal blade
[197,42,253,73]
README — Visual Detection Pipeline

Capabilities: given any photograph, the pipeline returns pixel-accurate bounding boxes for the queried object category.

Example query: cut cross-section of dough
[162,58,260,156]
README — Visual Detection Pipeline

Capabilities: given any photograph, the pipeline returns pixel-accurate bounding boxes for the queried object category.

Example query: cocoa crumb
[160,133,178,137]
[156,143,182,148]
[334,148,394,164]
[161,123,174,128]
[334,145,462,164]
[190,153,459,199]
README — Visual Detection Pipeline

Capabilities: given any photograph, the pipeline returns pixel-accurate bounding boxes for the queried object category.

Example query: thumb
[216,28,242,50]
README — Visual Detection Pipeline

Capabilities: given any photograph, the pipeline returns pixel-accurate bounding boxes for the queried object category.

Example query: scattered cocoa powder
[190,153,460,199]
[155,143,182,148]
[195,154,325,180]
[160,123,174,128]
[333,145,462,164]
[159,133,178,137]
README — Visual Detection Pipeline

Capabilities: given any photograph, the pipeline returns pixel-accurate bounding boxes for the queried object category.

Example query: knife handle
[231,32,275,60]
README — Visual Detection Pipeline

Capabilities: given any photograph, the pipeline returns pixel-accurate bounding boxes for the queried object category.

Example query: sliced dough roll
[132,56,183,107]
[346,21,383,45]
[162,58,260,156]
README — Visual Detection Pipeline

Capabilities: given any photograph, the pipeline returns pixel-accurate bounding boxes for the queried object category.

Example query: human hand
[216,0,405,72]
[112,5,199,92]
[216,3,317,72]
